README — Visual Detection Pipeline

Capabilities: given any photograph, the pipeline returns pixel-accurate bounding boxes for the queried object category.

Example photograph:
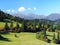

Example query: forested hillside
[0,10,24,23]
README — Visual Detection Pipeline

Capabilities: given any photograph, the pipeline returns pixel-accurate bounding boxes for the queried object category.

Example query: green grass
[0,22,5,30]
[0,32,58,45]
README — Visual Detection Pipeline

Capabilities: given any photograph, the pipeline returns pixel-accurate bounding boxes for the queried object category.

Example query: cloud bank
[5,6,36,14]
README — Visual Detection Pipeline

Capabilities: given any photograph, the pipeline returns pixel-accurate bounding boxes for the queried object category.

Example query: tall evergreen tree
[4,22,9,32]
[57,32,60,40]
[24,20,27,31]
[53,33,55,40]
[16,22,19,29]
[43,28,46,37]
[10,22,13,31]
[10,22,13,28]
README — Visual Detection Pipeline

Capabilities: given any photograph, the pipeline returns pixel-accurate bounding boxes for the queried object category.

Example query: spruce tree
[24,20,27,30]
[4,22,9,32]
[57,32,59,40]
[53,33,55,40]
[15,22,20,32]
[43,28,46,37]
[16,22,19,29]
[10,22,13,31]
[10,22,13,29]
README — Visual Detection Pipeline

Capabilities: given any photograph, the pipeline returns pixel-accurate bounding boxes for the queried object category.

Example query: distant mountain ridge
[14,13,60,21]
[1,10,60,21]
[46,13,60,21]
[14,13,46,20]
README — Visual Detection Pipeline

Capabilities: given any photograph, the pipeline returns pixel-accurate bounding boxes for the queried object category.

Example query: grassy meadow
[0,32,59,45]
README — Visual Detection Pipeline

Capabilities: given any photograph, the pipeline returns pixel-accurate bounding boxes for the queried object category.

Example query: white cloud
[28,8,32,10]
[6,9,16,14]
[6,9,11,13]
[5,7,37,14]
[27,7,36,11]
[18,7,26,12]
[34,7,36,10]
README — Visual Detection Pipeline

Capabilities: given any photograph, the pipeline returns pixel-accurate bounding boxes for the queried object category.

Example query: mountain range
[14,13,60,21]
[14,13,46,20]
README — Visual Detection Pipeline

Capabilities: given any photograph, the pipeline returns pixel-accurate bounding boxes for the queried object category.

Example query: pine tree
[10,22,13,28]
[53,33,55,40]
[43,28,46,37]
[15,22,20,32]
[16,22,19,29]
[24,20,27,30]
[10,22,13,31]
[57,32,59,40]
[4,22,9,32]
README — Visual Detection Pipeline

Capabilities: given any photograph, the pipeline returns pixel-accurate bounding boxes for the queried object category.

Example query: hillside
[46,13,60,21]
[0,10,24,23]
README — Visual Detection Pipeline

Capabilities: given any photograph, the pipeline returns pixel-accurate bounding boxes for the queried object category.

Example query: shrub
[36,32,40,39]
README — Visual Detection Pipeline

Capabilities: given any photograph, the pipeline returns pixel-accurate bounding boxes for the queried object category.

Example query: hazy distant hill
[14,13,60,21]
[14,13,46,20]
[46,13,60,21]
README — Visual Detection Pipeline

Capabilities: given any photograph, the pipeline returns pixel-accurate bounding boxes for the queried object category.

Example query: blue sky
[0,0,60,16]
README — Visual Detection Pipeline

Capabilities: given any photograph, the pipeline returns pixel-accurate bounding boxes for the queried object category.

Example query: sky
[0,0,60,16]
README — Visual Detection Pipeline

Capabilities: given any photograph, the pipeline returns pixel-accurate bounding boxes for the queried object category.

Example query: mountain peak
[46,13,60,21]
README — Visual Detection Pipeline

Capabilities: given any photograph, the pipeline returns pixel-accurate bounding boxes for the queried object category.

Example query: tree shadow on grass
[0,35,11,42]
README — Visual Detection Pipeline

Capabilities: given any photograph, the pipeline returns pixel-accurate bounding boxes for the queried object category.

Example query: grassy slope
[0,32,58,45]
[0,22,22,30]
[0,22,5,30]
